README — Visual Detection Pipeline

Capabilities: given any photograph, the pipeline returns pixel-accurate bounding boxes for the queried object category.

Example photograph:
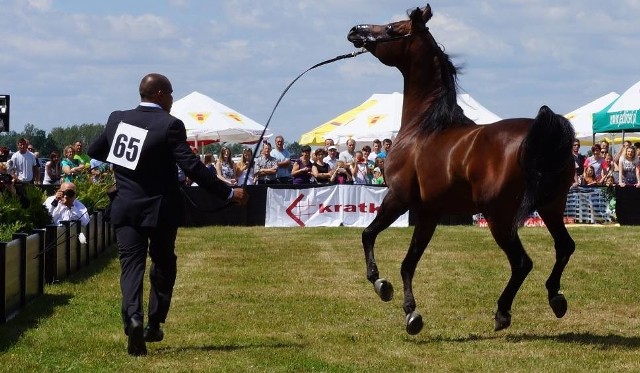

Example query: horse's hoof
[374,278,394,302]
[405,311,423,335]
[494,310,511,331]
[549,294,567,318]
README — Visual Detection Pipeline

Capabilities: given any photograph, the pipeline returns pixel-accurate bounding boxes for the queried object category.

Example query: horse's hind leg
[538,206,575,318]
[401,215,438,335]
[487,220,533,331]
[362,193,408,302]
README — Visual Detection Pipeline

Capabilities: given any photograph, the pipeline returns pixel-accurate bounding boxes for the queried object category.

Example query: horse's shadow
[410,332,640,349]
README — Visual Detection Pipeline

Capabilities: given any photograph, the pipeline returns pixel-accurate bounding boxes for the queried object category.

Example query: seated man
[43,182,90,226]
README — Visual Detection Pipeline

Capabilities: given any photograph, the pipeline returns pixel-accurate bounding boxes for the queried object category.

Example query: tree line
[0,123,302,158]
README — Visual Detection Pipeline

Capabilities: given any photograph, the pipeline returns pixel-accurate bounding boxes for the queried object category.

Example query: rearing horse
[348,4,576,335]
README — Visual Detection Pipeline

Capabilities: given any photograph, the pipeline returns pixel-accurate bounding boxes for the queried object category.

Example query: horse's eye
[386,25,400,36]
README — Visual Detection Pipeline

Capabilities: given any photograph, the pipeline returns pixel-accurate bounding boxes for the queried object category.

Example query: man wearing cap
[323,145,339,171]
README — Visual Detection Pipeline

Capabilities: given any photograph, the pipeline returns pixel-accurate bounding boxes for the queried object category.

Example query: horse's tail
[517,105,575,227]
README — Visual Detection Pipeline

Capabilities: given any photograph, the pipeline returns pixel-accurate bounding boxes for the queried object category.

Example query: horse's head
[347,4,435,68]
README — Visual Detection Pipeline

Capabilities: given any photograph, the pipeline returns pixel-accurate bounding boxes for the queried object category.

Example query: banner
[265,185,409,227]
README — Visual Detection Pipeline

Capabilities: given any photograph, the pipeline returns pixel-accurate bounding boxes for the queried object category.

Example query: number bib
[106,121,148,170]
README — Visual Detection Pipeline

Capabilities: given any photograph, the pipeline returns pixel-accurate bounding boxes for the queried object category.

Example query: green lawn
[2,226,639,372]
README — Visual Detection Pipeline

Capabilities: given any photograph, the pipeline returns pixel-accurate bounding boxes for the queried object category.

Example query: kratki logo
[286,193,381,227]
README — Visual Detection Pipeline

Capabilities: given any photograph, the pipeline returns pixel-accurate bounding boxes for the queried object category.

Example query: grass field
[1,225,640,372]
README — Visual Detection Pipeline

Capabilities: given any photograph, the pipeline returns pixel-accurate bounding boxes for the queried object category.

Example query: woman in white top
[43,151,62,185]
[235,148,255,186]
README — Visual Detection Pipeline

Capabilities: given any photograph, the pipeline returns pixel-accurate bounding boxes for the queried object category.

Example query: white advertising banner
[265,185,409,227]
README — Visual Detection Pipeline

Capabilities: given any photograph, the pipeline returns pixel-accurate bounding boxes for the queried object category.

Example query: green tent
[592,80,640,135]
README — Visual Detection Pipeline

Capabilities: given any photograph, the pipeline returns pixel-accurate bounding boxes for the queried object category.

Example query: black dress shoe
[127,319,147,356]
[144,324,164,342]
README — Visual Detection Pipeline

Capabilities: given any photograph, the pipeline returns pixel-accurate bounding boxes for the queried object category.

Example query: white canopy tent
[170,91,270,146]
[322,92,502,145]
[564,92,619,145]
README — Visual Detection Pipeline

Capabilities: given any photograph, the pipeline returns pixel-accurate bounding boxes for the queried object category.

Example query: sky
[2,0,640,145]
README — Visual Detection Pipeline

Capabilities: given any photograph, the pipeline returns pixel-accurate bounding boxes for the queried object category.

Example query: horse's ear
[423,4,433,23]
[410,5,432,29]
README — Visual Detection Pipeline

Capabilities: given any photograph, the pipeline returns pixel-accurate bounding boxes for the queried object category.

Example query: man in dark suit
[88,73,247,356]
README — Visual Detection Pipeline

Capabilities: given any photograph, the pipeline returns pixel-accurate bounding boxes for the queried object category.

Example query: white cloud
[26,0,52,11]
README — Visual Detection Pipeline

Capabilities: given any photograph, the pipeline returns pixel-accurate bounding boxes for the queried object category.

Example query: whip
[244,48,368,188]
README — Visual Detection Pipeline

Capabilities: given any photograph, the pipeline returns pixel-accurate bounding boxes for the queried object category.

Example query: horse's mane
[419,45,473,133]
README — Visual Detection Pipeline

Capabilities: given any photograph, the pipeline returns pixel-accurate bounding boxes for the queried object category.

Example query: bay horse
[347,4,576,335]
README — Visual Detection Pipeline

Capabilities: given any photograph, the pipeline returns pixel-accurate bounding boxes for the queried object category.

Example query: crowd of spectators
[0,138,110,227]
[573,139,640,188]
[182,136,392,187]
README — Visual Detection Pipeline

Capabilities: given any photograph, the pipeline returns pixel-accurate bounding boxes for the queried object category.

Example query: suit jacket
[88,105,232,227]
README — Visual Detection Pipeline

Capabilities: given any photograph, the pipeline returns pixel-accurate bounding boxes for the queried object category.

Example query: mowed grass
[2,226,640,372]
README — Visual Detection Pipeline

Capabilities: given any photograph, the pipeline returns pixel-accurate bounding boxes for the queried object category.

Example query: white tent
[323,92,502,145]
[564,92,619,143]
[170,91,270,145]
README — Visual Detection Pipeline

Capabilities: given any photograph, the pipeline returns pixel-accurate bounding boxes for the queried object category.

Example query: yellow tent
[299,97,378,145]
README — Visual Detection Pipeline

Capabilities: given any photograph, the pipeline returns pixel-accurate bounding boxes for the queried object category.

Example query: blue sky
[2,0,639,144]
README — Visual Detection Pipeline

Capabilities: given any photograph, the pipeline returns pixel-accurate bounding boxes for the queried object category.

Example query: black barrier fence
[180,184,639,227]
[1,212,116,323]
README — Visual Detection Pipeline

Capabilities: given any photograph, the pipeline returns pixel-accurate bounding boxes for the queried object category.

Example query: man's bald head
[139,73,174,111]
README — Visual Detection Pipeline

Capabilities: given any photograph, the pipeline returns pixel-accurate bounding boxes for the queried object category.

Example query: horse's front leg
[538,207,575,318]
[362,194,408,302]
[401,215,438,335]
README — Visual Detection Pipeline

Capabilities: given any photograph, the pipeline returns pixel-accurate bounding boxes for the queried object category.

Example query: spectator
[254,142,278,184]
[580,165,599,186]
[618,146,640,187]
[374,157,385,180]
[271,135,292,183]
[583,144,607,183]
[215,146,237,186]
[378,138,392,159]
[43,182,90,226]
[235,148,255,186]
[324,145,339,170]
[330,160,352,184]
[600,139,610,157]
[572,139,585,178]
[9,138,39,184]
[312,148,331,184]
[74,141,91,171]
[203,153,216,174]
[339,138,356,163]
[61,145,85,182]
[90,158,111,183]
[372,166,385,185]
[324,138,335,151]
[291,145,313,185]
[351,150,370,184]
[0,146,9,162]
[43,151,62,185]
[27,144,42,183]
[613,140,632,167]
[369,139,381,161]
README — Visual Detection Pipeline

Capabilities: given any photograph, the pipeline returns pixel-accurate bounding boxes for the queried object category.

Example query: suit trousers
[116,224,178,330]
